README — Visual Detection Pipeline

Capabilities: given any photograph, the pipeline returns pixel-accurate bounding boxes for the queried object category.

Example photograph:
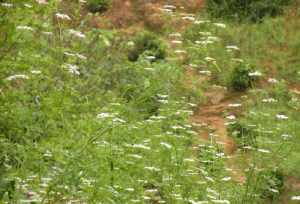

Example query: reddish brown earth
[191,90,242,154]
[190,84,248,182]
[89,0,204,30]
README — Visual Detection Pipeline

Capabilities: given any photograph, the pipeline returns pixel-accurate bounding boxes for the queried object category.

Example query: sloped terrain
[1,0,300,203]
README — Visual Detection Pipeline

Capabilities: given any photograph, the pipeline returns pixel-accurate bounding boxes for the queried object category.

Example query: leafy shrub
[87,0,111,13]
[197,145,225,175]
[229,63,256,91]
[128,32,166,62]
[206,0,291,22]
[269,80,291,101]
[257,169,284,199]
[227,120,257,147]
[0,178,15,201]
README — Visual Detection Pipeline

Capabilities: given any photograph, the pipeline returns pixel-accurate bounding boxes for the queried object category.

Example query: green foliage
[87,0,111,13]
[229,63,256,91]
[128,32,166,62]
[227,120,257,147]
[0,179,15,201]
[1,0,300,203]
[206,0,291,22]
[257,169,284,199]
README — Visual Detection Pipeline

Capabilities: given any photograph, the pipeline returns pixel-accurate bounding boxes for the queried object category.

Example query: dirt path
[190,87,248,182]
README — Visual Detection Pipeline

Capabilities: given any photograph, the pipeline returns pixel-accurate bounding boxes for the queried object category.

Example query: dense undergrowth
[0,0,300,203]
[206,0,292,22]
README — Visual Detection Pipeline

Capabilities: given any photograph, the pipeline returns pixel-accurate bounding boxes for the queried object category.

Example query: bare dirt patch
[89,0,204,30]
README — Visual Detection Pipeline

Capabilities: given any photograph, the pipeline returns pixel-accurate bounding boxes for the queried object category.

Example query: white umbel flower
[6,74,29,81]
[55,13,71,21]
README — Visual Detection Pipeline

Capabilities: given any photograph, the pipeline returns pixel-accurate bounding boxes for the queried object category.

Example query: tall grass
[0,0,300,203]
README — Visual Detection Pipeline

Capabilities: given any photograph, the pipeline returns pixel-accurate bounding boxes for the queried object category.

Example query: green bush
[206,0,291,22]
[227,120,257,147]
[128,32,166,62]
[257,169,284,199]
[0,178,15,201]
[229,63,256,91]
[87,0,111,13]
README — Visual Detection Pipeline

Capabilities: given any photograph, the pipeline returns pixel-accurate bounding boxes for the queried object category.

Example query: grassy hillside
[0,0,300,203]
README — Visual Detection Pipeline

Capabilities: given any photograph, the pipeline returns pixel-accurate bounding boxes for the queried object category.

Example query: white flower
[125,188,135,192]
[281,134,292,140]
[189,200,209,204]
[112,117,126,123]
[226,115,236,120]
[171,125,184,130]
[76,54,87,60]
[213,23,226,28]
[145,56,156,60]
[160,8,173,13]
[226,45,239,50]
[64,63,80,75]
[171,40,182,44]
[145,189,158,193]
[163,5,176,10]
[17,26,34,31]
[128,154,142,159]
[188,103,197,107]
[257,148,271,154]
[31,70,42,74]
[182,16,195,21]
[221,177,231,181]
[183,158,195,162]
[228,103,242,107]
[269,188,279,193]
[199,32,212,36]
[231,58,244,63]
[175,50,187,54]
[195,40,214,45]
[55,13,71,21]
[36,0,48,5]
[127,41,134,46]
[64,52,75,57]
[144,67,155,71]
[262,98,278,103]
[24,4,33,8]
[69,29,85,39]
[276,114,288,120]
[199,70,211,75]
[211,200,230,204]
[132,144,151,150]
[205,176,215,182]
[97,112,113,119]
[194,20,210,24]
[169,33,182,37]
[291,196,300,200]
[268,78,278,84]
[1,3,13,7]
[42,31,53,36]
[160,142,172,149]
[158,99,168,104]
[43,150,52,157]
[64,52,87,60]
[6,74,29,81]
[150,115,167,120]
[248,71,262,77]
[207,36,220,42]
[19,199,42,203]
[204,57,216,62]
[144,166,160,172]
